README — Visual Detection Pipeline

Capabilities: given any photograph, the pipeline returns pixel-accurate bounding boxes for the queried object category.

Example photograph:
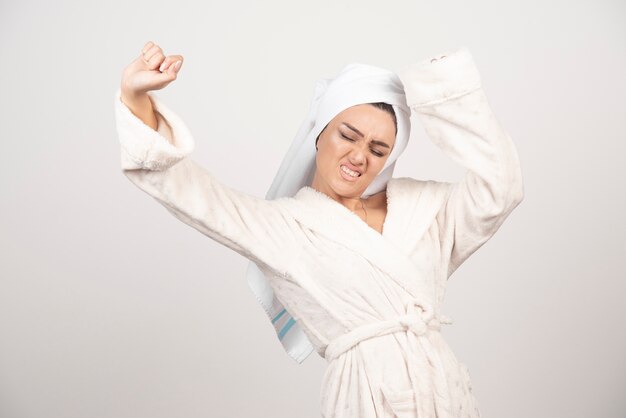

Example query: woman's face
[311,104,397,200]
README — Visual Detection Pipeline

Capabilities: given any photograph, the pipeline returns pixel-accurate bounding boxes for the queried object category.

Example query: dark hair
[367,102,397,135]
[315,102,397,150]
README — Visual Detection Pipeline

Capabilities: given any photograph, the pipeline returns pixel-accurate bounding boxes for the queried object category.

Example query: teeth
[341,165,360,177]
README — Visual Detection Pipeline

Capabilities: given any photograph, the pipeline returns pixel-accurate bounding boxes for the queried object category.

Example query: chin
[335,179,368,197]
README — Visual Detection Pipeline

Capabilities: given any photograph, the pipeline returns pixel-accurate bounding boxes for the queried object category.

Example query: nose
[347,143,367,166]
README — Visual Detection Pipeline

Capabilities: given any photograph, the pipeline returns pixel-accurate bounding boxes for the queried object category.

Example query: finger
[142,44,163,65]
[159,55,183,72]
[141,41,154,55]
[168,59,182,75]
[158,55,176,72]
[140,42,156,64]
[145,50,166,71]
[154,59,180,84]
[159,59,182,81]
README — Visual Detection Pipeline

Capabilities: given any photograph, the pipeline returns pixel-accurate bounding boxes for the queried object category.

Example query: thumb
[165,59,182,77]
[154,59,182,86]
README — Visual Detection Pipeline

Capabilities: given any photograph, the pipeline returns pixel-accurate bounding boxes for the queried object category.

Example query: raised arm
[114,87,297,275]
[396,47,524,279]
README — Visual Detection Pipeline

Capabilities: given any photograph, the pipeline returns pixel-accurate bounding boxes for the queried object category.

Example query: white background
[0,0,624,416]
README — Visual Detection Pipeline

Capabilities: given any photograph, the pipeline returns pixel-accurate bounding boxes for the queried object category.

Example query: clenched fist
[120,41,184,97]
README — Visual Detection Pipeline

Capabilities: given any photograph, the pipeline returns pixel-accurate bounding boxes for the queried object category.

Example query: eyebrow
[341,122,391,149]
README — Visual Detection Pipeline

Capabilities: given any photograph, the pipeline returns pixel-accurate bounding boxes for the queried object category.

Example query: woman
[115,41,523,418]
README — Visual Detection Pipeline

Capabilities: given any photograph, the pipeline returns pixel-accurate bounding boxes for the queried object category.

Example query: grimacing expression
[315,104,397,197]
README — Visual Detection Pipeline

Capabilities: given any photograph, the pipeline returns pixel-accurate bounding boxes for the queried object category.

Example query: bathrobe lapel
[282,177,449,299]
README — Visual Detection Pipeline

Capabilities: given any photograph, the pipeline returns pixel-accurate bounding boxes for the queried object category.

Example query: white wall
[0,0,624,416]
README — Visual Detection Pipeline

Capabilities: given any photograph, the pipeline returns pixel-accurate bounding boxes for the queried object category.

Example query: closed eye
[341,134,385,157]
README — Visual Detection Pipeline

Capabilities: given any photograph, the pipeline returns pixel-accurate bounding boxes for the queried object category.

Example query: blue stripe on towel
[278,317,296,340]
[272,308,286,324]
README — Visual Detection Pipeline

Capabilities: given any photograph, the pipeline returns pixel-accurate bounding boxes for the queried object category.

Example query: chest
[359,192,388,235]
[364,205,387,235]
[285,219,440,306]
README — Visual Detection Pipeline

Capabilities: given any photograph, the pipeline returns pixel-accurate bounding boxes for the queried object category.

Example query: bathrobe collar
[284,177,445,301]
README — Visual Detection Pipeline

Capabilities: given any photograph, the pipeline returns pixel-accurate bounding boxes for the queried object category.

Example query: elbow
[497,133,525,208]
[504,164,525,209]
[488,164,524,213]
[512,182,524,205]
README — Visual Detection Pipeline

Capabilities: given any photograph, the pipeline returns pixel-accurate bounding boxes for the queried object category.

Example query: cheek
[327,136,347,152]
[317,149,338,173]
[323,139,348,161]
[368,158,387,176]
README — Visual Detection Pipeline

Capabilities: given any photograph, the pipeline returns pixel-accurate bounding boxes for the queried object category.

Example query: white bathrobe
[114,49,523,418]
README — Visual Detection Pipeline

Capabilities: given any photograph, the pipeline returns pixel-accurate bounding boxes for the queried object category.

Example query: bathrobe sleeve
[113,87,295,275]
[396,47,524,278]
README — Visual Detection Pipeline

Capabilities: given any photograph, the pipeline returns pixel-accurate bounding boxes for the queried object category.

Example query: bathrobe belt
[323,298,456,416]
[323,298,453,362]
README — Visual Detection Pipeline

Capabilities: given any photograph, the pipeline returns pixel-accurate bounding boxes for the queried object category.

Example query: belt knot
[322,298,454,363]
[400,298,454,335]
[398,314,429,335]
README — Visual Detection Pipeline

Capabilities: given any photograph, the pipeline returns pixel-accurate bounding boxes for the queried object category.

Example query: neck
[310,179,367,213]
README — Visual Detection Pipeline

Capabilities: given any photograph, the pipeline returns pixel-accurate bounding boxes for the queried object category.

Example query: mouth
[339,164,362,181]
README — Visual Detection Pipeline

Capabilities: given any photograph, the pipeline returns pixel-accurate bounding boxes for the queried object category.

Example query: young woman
[115,41,523,418]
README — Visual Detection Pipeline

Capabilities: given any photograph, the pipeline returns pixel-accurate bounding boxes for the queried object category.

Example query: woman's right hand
[120,41,183,97]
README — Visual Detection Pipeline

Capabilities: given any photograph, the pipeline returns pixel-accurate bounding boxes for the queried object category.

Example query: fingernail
[174,60,182,71]
[159,62,166,72]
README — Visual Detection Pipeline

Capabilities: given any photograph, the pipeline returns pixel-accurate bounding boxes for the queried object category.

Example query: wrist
[120,82,147,101]
[120,88,149,108]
